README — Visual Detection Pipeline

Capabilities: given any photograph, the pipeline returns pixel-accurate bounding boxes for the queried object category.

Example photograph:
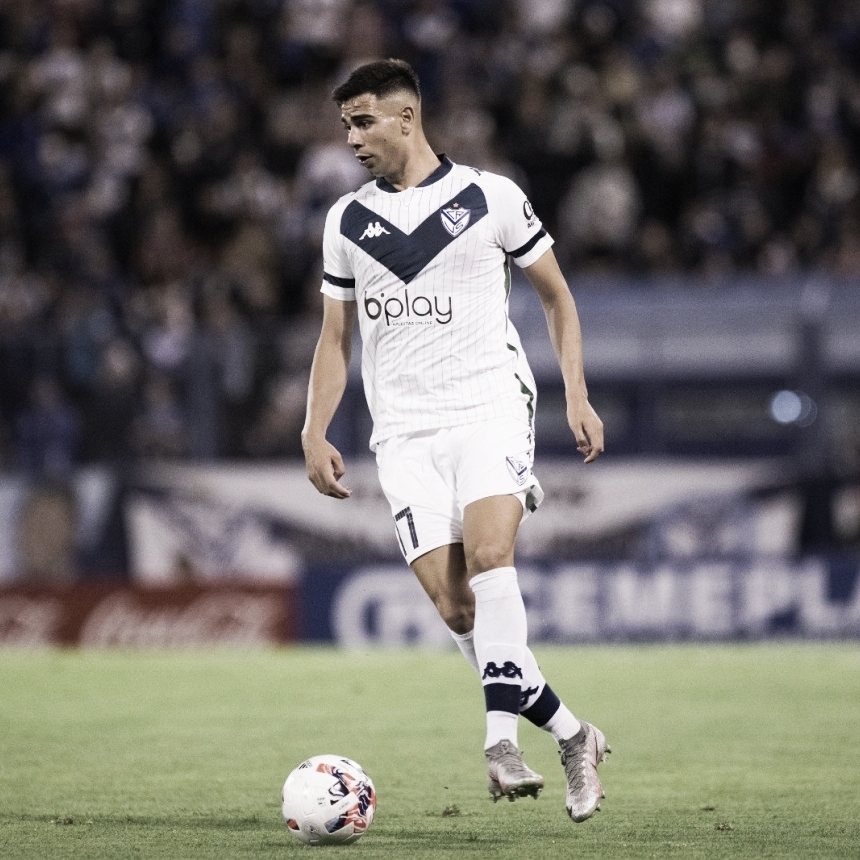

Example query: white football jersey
[321,156,554,450]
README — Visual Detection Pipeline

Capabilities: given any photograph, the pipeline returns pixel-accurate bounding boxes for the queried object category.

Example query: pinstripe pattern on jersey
[340,184,489,284]
[321,161,554,447]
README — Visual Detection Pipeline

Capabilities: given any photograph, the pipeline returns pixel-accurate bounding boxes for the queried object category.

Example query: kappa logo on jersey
[440,205,471,237]
[506,455,529,486]
[482,661,524,680]
[359,221,391,240]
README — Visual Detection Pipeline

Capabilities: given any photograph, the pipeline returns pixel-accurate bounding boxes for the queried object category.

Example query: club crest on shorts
[506,455,528,486]
[441,205,471,237]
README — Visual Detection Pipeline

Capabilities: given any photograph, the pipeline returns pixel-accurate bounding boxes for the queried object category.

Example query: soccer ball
[281,754,377,845]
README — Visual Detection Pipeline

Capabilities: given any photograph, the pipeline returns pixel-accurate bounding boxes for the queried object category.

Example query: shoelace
[497,749,528,775]
[489,742,535,780]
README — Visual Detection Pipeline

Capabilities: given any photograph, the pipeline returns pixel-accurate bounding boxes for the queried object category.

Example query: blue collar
[375,154,453,193]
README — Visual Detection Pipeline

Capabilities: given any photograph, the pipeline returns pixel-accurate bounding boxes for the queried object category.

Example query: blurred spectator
[217,219,284,320]
[242,370,308,459]
[82,337,141,465]
[15,482,80,583]
[183,281,256,460]
[14,375,82,478]
[128,372,187,459]
[557,124,641,270]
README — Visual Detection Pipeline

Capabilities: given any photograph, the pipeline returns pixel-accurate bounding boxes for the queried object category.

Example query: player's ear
[399,104,415,135]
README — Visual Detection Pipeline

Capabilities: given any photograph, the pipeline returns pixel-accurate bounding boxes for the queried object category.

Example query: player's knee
[434,595,474,633]
[465,542,514,577]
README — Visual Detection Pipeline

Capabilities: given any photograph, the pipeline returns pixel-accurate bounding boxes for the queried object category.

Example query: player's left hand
[568,398,604,463]
[303,436,352,498]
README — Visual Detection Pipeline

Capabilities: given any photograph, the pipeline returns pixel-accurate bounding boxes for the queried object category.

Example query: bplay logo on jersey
[523,199,537,229]
[363,290,453,326]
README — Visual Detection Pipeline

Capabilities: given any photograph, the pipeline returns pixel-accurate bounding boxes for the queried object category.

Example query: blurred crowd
[0,0,859,472]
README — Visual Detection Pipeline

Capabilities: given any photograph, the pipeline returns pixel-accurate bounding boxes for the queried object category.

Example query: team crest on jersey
[506,455,528,486]
[440,205,471,237]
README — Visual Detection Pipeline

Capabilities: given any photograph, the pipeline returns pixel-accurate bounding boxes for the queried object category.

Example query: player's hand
[303,436,351,498]
[568,397,604,463]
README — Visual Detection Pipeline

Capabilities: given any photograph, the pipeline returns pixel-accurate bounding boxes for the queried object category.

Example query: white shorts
[375,417,544,564]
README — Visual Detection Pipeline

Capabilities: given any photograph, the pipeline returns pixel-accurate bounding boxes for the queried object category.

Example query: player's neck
[383,142,442,192]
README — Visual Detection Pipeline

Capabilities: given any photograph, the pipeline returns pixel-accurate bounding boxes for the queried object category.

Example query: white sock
[448,624,581,740]
[451,629,542,707]
[519,648,581,738]
[485,711,519,749]
[449,628,479,672]
[470,567,527,750]
[542,704,582,742]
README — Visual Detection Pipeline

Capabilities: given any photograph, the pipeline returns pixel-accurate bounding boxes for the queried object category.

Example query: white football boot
[485,739,545,802]
[558,721,611,822]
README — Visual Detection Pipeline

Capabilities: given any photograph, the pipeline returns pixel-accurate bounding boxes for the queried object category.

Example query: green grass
[1,644,858,859]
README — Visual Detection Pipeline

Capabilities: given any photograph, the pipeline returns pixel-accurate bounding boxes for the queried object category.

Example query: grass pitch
[1,644,858,859]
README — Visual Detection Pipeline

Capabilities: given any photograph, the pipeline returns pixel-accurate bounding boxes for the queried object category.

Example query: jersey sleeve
[320,198,356,301]
[486,174,554,268]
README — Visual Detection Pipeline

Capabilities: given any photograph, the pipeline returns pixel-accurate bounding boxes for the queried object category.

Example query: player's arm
[301,295,357,498]
[523,248,604,463]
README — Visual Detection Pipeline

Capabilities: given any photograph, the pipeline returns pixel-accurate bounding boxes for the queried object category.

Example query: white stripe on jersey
[321,157,554,450]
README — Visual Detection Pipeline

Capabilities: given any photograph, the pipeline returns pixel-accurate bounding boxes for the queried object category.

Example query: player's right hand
[568,397,604,464]
[303,437,351,499]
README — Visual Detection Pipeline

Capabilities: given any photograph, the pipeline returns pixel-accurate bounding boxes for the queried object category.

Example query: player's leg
[461,494,544,801]
[414,557,578,739]
[410,542,473,635]
[462,493,524,750]
[410,533,527,749]
[407,497,542,801]
[421,560,580,742]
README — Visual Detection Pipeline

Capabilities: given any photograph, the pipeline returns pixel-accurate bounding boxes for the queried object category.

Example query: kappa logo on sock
[482,661,524,680]
[520,685,539,708]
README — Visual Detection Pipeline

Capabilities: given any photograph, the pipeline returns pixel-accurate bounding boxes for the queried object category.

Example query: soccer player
[302,59,610,822]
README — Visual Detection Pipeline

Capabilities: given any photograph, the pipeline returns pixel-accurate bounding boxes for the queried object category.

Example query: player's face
[340,93,409,180]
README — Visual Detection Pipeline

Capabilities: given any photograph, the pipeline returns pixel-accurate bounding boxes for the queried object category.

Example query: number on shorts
[394,506,419,554]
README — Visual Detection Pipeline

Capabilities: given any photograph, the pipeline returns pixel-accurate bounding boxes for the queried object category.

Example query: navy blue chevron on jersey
[321,155,554,449]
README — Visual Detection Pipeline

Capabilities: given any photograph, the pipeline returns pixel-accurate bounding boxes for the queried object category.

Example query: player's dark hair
[331,59,421,105]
